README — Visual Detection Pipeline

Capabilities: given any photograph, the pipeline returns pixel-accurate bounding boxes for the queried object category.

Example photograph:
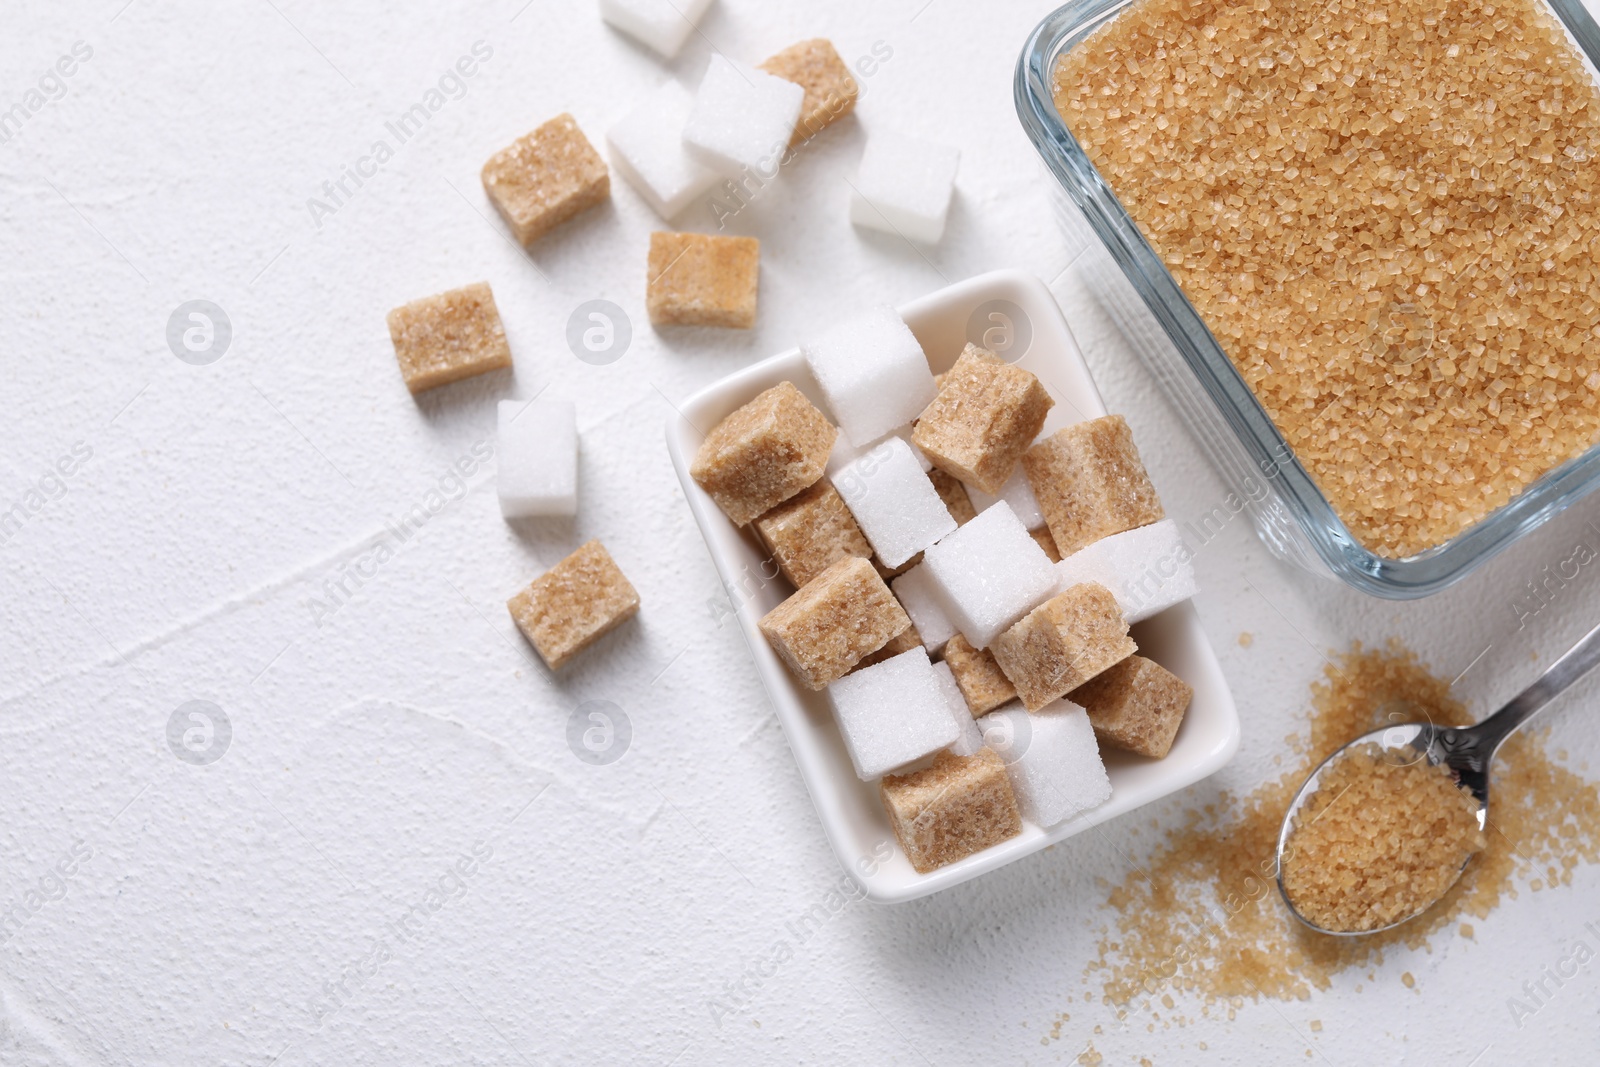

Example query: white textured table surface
[4,1,1599,1063]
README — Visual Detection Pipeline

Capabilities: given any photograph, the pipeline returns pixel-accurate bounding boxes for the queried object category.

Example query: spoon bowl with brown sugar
[1276,619,1600,936]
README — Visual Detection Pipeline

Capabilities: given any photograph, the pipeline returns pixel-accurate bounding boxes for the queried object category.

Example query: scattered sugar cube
[690,381,835,526]
[828,647,957,779]
[849,129,960,245]
[854,619,923,672]
[597,0,713,59]
[913,344,1054,495]
[1023,415,1164,556]
[834,436,957,569]
[827,428,932,478]
[928,468,977,525]
[758,39,859,147]
[890,563,958,654]
[1055,520,1198,623]
[933,662,986,757]
[606,80,719,219]
[803,305,938,446]
[921,501,1057,649]
[753,480,871,588]
[496,398,577,518]
[1030,526,1061,563]
[683,55,804,176]
[990,583,1136,711]
[1072,655,1194,759]
[481,114,609,247]
[507,541,640,671]
[880,748,1021,871]
[979,702,1111,827]
[758,556,909,690]
[943,634,1018,716]
[967,456,1047,529]
[386,281,513,395]
[647,231,760,328]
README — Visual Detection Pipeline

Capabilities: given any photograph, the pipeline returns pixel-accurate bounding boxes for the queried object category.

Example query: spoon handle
[1478,616,1600,754]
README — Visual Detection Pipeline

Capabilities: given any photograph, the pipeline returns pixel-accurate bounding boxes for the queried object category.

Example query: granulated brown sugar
[1281,742,1484,932]
[1054,0,1600,556]
[1080,643,1600,1021]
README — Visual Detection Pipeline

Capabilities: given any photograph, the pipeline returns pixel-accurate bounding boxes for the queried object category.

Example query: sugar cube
[803,305,938,447]
[1023,415,1164,556]
[507,541,640,671]
[990,583,1135,711]
[921,501,1057,648]
[932,662,986,757]
[943,634,1018,716]
[691,381,836,526]
[607,80,719,219]
[979,702,1111,827]
[481,114,609,247]
[758,39,859,147]
[496,398,577,518]
[758,556,909,690]
[828,647,958,779]
[967,459,1046,530]
[683,56,804,176]
[912,344,1054,495]
[387,282,514,395]
[834,436,956,568]
[854,619,923,672]
[827,428,932,478]
[890,563,957,654]
[753,480,871,588]
[597,0,713,59]
[928,468,977,525]
[647,231,760,328]
[1030,526,1061,563]
[849,129,960,245]
[880,748,1021,871]
[1054,520,1198,623]
[1072,655,1194,759]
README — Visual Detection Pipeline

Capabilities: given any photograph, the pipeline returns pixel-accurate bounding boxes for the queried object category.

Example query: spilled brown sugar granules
[1085,643,1600,1015]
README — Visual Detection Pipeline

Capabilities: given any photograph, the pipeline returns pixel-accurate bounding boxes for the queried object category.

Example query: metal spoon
[1276,618,1600,936]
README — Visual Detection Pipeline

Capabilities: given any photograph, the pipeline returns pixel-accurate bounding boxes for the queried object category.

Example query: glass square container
[1016,0,1600,599]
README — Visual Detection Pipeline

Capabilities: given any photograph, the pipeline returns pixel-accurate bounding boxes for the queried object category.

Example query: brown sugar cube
[507,541,640,671]
[881,748,1022,873]
[928,468,978,525]
[912,344,1055,495]
[1022,415,1164,556]
[1071,655,1194,759]
[753,480,872,587]
[1029,525,1061,563]
[386,282,514,394]
[990,582,1135,711]
[874,551,921,581]
[691,382,837,526]
[758,39,859,147]
[852,619,923,673]
[942,634,1016,716]
[647,231,760,328]
[480,114,609,247]
[758,556,909,690]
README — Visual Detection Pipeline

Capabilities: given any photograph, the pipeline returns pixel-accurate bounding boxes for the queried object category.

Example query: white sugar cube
[683,55,804,176]
[829,647,958,779]
[849,130,961,245]
[978,702,1110,827]
[922,501,1057,648]
[804,305,938,446]
[607,80,719,219]
[834,437,956,568]
[827,428,932,478]
[598,0,713,59]
[496,398,578,518]
[1055,519,1198,623]
[967,463,1044,529]
[934,661,985,757]
[891,563,957,654]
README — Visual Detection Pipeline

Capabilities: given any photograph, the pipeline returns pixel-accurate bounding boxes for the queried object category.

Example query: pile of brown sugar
[1079,642,1600,1025]
[1054,0,1600,556]
[1282,742,1485,932]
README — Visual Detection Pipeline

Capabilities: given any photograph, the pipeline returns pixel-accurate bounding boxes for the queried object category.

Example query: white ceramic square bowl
[665,269,1240,902]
